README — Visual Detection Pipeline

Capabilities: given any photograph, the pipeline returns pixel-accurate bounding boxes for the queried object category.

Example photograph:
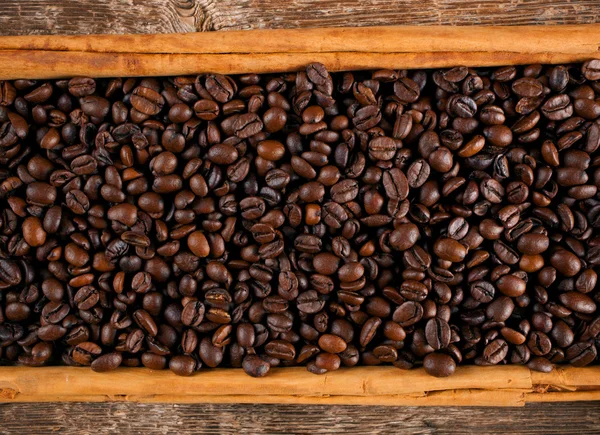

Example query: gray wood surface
[0,0,598,35]
[0,401,599,434]
[1,1,600,433]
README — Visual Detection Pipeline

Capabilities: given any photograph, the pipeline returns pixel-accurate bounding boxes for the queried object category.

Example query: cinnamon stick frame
[0,25,599,405]
[0,25,597,78]
[0,366,599,406]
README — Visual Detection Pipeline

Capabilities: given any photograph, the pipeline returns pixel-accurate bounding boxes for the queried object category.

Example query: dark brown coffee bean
[382,168,409,200]
[566,342,597,367]
[471,281,496,303]
[484,339,509,364]
[425,318,451,350]
[394,77,420,103]
[169,355,196,376]
[265,340,296,360]
[423,353,456,377]
[91,352,122,372]
[433,237,467,262]
[243,354,271,377]
[318,334,347,354]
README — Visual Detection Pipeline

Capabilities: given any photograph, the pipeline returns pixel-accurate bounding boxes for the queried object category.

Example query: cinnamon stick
[0,365,597,405]
[0,25,597,55]
[0,25,597,78]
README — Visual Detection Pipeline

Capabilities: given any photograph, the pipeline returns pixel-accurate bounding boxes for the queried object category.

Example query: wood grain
[1,401,599,435]
[0,0,599,35]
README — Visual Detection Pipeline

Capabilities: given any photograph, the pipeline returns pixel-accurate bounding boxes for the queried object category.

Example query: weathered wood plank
[201,0,600,30]
[0,0,598,36]
[0,402,599,434]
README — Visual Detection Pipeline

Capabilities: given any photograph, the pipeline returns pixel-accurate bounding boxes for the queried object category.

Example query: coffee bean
[169,355,197,376]
[542,94,573,120]
[433,237,467,262]
[496,275,526,297]
[389,223,419,251]
[393,301,423,327]
[91,352,122,372]
[406,159,430,189]
[566,342,597,367]
[131,86,164,115]
[368,136,397,161]
[265,339,296,361]
[360,317,381,347]
[315,352,341,371]
[330,179,358,203]
[528,331,552,356]
[425,318,451,350]
[187,231,210,258]
[486,296,514,322]
[68,77,96,97]
[383,168,409,200]
[484,339,509,364]
[550,249,581,277]
[243,354,271,377]
[318,334,347,354]
[394,77,420,103]
[559,291,596,314]
[469,280,494,303]
[423,353,456,377]
[582,59,600,80]
[207,143,239,165]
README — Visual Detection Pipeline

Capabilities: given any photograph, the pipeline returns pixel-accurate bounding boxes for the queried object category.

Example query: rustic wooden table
[1,1,600,433]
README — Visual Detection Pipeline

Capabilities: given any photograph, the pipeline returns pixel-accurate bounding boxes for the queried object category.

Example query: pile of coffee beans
[1,60,600,378]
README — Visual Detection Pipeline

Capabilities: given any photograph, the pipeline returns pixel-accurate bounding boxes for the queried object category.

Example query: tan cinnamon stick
[0,25,597,55]
[0,50,596,80]
[0,365,597,405]
[0,366,532,399]
[530,366,600,389]
[0,391,526,406]
[0,25,597,78]
[526,391,600,403]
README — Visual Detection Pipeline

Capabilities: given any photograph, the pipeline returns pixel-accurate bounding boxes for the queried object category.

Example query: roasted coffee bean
[471,281,495,303]
[423,353,456,377]
[433,237,467,262]
[91,352,122,372]
[243,354,271,377]
[181,301,205,327]
[318,334,347,354]
[169,355,197,376]
[382,168,409,200]
[265,340,296,360]
[484,339,509,364]
[566,342,597,367]
[425,318,451,350]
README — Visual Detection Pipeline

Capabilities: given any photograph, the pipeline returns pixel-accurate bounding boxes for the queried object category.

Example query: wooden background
[1,0,600,433]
